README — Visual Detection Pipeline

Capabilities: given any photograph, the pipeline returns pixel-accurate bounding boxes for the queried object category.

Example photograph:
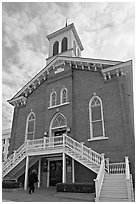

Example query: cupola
[46,23,84,65]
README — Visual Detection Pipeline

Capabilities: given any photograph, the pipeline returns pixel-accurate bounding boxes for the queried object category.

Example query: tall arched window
[53,41,59,56]
[61,88,67,104]
[61,37,68,52]
[50,91,57,107]
[26,112,35,140]
[73,41,76,55]
[89,95,105,139]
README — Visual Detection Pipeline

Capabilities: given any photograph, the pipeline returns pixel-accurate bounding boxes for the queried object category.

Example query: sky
[2,2,135,131]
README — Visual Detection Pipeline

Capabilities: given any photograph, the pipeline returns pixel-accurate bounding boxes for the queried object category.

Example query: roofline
[8,55,129,102]
[46,23,84,51]
[101,60,132,74]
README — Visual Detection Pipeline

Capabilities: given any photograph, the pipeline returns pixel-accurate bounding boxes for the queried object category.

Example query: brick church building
[3,23,134,201]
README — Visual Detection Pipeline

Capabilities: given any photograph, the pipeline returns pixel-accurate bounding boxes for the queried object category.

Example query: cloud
[2,2,135,130]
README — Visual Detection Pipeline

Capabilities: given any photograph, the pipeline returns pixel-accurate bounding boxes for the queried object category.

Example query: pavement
[2,187,95,202]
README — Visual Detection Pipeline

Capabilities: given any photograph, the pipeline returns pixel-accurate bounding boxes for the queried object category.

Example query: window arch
[53,41,59,56]
[52,113,67,129]
[50,91,57,107]
[49,112,67,137]
[61,37,68,52]
[89,95,105,139]
[25,112,35,140]
[61,88,67,104]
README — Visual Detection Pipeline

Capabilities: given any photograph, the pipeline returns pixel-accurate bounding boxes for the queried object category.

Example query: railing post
[26,139,29,152]
[43,137,46,149]
[106,158,109,173]
[13,150,16,164]
[101,153,105,161]
[63,134,66,148]
[125,156,131,201]
[80,142,84,158]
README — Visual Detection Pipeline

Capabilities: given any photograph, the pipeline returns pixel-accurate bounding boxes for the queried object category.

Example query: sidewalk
[2,187,95,202]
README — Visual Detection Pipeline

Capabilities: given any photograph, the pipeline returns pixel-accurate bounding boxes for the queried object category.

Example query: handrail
[109,162,126,174]
[125,157,132,201]
[64,134,102,166]
[94,154,105,202]
[3,134,103,177]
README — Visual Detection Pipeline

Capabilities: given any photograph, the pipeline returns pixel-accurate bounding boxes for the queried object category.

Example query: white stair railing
[64,134,102,166]
[3,134,103,178]
[109,162,126,174]
[94,153,105,202]
[125,156,132,201]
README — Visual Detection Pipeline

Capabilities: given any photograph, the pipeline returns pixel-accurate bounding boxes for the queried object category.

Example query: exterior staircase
[2,134,134,201]
[99,174,129,202]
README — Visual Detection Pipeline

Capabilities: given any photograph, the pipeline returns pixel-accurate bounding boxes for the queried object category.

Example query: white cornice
[7,55,125,105]
[101,60,132,74]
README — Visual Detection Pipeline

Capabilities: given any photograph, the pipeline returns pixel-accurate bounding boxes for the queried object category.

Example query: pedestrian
[28,169,39,194]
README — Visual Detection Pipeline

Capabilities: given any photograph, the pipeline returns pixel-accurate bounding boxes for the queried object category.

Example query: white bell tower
[46,23,84,65]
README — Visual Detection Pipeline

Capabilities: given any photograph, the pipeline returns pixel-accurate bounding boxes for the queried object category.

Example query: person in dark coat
[28,169,39,194]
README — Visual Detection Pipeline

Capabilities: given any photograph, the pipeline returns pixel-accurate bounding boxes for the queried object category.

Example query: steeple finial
[65,17,69,27]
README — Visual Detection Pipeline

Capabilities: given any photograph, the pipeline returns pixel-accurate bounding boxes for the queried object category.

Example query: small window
[50,91,57,107]
[53,41,59,56]
[61,37,68,52]
[26,112,35,140]
[3,139,5,144]
[89,95,105,139]
[61,88,67,104]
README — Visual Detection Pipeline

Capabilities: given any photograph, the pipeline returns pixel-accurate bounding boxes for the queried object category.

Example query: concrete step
[100,194,128,198]
[99,198,129,202]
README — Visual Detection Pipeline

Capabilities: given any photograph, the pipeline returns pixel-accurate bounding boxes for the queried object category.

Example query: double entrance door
[49,160,62,186]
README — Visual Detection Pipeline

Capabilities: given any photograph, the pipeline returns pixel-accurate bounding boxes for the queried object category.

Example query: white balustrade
[94,153,105,202]
[3,134,103,178]
[125,157,132,201]
[109,162,126,174]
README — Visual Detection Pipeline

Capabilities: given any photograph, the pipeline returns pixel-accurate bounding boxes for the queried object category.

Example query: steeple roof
[46,23,84,51]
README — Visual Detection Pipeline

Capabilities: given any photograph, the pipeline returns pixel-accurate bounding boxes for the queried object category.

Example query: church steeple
[46,23,84,65]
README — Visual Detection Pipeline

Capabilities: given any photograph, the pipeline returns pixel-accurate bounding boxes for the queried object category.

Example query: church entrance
[49,160,62,186]
[50,113,67,137]
[53,128,66,137]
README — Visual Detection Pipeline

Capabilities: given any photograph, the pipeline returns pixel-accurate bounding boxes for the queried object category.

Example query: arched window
[61,37,68,52]
[89,95,105,139]
[49,113,67,137]
[53,41,59,56]
[26,112,35,140]
[50,91,57,107]
[77,48,80,57]
[52,113,67,129]
[61,88,67,104]
[73,41,76,55]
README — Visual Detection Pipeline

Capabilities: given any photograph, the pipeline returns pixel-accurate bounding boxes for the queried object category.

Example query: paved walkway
[2,187,95,202]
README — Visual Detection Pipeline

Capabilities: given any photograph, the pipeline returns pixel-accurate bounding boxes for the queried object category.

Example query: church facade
[3,23,134,197]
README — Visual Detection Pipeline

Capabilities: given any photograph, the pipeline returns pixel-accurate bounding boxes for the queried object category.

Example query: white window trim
[60,88,68,104]
[25,111,36,141]
[48,101,70,109]
[88,137,108,142]
[89,95,105,140]
[49,112,67,137]
[50,91,57,107]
